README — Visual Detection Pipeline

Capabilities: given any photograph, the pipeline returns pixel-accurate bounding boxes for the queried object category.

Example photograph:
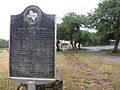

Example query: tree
[73,30,92,49]
[57,23,68,51]
[0,39,8,48]
[73,30,82,49]
[61,12,88,49]
[88,0,120,52]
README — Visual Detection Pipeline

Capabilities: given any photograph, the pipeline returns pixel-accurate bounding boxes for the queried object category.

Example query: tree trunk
[57,41,60,51]
[74,41,77,50]
[78,42,81,50]
[70,41,74,49]
[113,39,119,53]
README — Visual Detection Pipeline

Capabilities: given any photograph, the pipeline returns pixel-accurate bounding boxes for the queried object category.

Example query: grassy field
[57,50,120,90]
[0,49,19,90]
[0,49,8,79]
[0,49,120,90]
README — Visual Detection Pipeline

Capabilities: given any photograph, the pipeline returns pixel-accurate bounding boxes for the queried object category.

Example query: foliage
[88,0,120,52]
[0,39,8,48]
[57,23,69,41]
[57,16,109,50]
[62,12,87,41]
[57,11,112,50]
[73,30,91,47]
[57,0,120,51]
[57,12,89,50]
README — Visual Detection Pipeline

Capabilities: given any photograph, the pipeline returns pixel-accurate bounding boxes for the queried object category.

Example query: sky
[0,0,100,40]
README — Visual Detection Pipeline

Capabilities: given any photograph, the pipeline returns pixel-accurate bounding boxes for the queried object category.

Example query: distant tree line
[57,0,120,52]
[0,39,8,48]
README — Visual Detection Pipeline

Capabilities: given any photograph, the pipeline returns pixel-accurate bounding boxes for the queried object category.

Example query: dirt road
[82,45,120,63]
[89,51,120,63]
[82,45,120,52]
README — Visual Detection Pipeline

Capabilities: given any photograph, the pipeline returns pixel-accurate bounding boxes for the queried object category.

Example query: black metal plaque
[10,5,56,79]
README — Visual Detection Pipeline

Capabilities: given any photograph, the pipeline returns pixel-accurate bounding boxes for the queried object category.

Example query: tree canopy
[57,0,120,52]
[0,39,8,48]
[57,12,89,50]
[88,0,120,52]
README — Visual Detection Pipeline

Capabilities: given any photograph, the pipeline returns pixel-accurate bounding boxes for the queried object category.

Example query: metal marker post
[28,82,36,90]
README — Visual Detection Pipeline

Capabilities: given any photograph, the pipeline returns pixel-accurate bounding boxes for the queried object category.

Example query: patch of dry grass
[0,49,8,79]
[0,80,19,90]
[57,50,120,90]
[0,49,19,90]
[1,49,120,90]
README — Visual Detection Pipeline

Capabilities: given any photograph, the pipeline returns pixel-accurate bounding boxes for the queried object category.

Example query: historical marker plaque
[9,5,56,80]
